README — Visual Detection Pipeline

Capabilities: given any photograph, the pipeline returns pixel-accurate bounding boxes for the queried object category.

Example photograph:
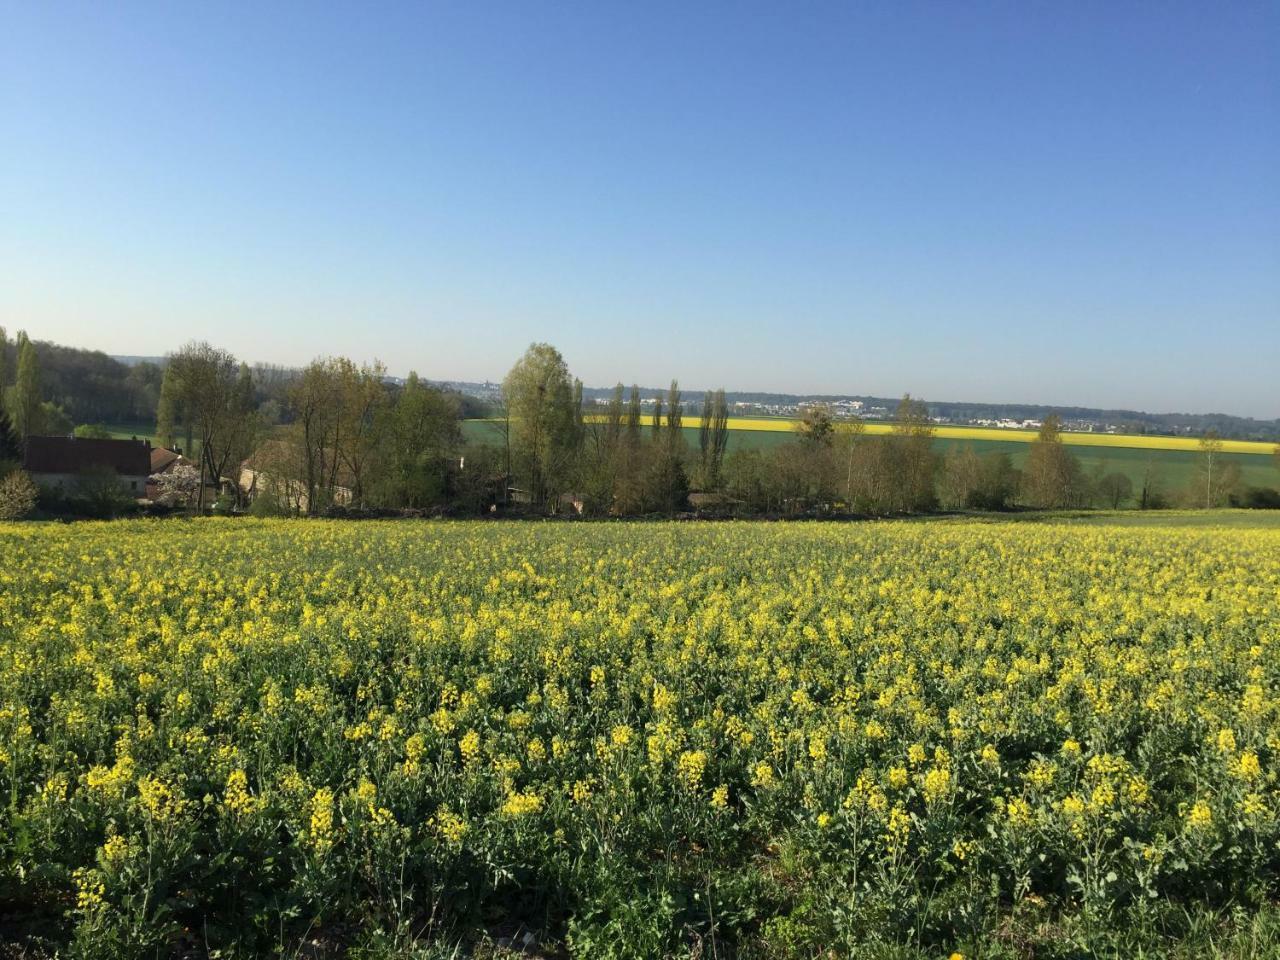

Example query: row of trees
[154,343,466,514]
[497,344,1280,517]
[3,334,1277,518]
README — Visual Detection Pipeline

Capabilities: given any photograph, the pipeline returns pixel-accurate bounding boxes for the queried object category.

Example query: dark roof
[23,436,151,476]
[150,447,191,473]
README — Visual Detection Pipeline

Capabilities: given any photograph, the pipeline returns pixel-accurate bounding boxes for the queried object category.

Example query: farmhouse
[239,440,353,513]
[22,436,151,497]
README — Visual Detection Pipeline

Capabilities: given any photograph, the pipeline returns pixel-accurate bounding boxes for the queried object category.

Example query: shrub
[0,469,38,519]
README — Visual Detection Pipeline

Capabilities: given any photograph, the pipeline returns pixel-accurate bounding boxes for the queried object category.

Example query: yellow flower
[459,729,482,764]
[750,762,777,789]
[432,807,469,843]
[224,769,256,818]
[1185,800,1213,831]
[309,787,336,854]
[1235,751,1261,781]
[922,767,952,805]
[501,790,543,817]
[711,784,730,810]
[677,749,708,789]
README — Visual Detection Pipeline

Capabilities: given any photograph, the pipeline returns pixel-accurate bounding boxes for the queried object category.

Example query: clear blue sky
[2,2,1277,416]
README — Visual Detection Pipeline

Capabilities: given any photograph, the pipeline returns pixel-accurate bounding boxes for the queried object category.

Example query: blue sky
[2,2,1277,416]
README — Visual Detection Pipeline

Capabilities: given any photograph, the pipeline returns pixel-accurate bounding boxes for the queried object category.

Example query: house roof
[242,440,356,490]
[24,436,152,476]
[150,447,191,473]
[151,450,180,473]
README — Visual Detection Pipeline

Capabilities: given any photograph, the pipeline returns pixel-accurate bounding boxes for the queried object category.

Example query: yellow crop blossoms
[0,517,1277,956]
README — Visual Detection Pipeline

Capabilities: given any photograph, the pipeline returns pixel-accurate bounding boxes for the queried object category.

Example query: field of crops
[2,518,1278,958]
[462,419,1280,498]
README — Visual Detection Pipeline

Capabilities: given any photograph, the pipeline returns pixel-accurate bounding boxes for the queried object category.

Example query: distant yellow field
[567,415,1280,455]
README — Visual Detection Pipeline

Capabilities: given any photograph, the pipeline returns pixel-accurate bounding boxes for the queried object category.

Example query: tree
[73,424,114,440]
[154,463,202,507]
[834,417,867,508]
[0,326,7,396]
[0,410,22,467]
[335,359,390,507]
[796,404,835,448]
[664,380,684,451]
[9,332,43,440]
[156,365,179,449]
[1022,414,1086,508]
[696,389,730,490]
[501,343,577,508]
[288,358,345,514]
[165,342,252,510]
[1096,472,1134,509]
[374,371,461,509]
[0,469,38,520]
[1195,430,1224,508]
[890,395,937,512]
[625,385,642,447]
[1138,458,1166,510]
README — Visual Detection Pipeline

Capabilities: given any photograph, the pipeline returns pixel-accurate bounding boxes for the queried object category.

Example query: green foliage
[502,343,578,507]
[73,423,115,439]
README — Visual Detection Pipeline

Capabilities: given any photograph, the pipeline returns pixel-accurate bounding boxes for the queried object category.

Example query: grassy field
[100,422,157,444]
[463,419,1280,498]
[2,516,1277,957]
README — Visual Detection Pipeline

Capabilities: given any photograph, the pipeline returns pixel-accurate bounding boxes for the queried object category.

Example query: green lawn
[101,421,157,444]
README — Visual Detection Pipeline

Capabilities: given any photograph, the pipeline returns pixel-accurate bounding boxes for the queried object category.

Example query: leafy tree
[156,366,179,449]
[73,424,114,440]
[664,380,684,452]
[1096,472,1134,509]
[501,343,577,508]
[796,403,835,448]
[696,389,730,490]
[625,385,642,447]
[40,403,73,437]
[9,332,43,439]
[1022,414,1086,508]
[374,371,461,509]
[0,410,21,467]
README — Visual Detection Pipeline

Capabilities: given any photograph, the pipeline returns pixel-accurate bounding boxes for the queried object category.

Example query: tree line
[1,333,1278,518]
[495,343,1280,517]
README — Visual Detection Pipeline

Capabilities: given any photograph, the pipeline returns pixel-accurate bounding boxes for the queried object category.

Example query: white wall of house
[31,473,150,496]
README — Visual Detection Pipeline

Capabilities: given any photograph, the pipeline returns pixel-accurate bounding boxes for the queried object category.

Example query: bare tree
[1197,430,1224,508]
[165,342,251,510]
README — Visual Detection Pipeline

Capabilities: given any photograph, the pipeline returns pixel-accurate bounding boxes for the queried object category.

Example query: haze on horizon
[2,2,1277,418]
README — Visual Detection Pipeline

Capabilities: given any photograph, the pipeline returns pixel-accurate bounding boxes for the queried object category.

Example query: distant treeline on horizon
[3,334,1278,443]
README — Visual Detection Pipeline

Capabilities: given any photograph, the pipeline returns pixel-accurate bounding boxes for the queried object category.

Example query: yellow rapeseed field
[571,414,1279,455]
[1,518,1277,956]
